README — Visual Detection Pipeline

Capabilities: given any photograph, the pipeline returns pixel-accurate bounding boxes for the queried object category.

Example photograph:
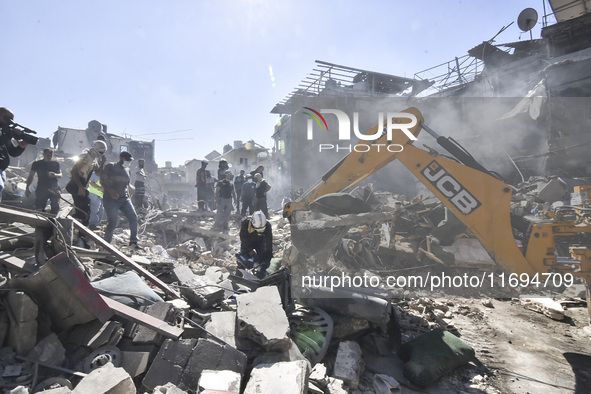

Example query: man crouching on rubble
[101,151,139,248]
[0,107,28,202]
[238,211,273,278]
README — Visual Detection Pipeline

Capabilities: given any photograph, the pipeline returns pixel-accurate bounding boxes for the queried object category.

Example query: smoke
[284,92,588,203]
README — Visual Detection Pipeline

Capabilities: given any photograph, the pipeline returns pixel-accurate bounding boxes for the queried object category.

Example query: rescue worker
[238,211,273,278]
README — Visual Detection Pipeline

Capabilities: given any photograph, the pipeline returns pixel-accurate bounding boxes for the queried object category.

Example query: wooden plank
[101,295,183,339]
[0,206,53,228]
[70,217,182,299]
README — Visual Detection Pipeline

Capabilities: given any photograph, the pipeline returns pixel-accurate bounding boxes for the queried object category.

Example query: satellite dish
[518,8,538,32]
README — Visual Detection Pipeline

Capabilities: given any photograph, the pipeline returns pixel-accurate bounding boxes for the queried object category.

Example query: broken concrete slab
[203,311,238,348]
[8,252,112,331]
[243,360,309,394]
[142,339,197,391]
[7,291,38,356]
[120,350,151,378]
[520,296,566,320]
[332,341,364,390]
[173,265,225,309]
[27,333,66,366]
[132,302,174,345]
[198,369,241,393]
[152,383,188,394]
[178,338,247,391]
[236,286,291,352]
[71,362,135,394]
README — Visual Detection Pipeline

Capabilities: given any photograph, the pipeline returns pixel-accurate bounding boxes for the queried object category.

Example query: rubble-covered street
[1,170,591,393]
[4,1,591,393]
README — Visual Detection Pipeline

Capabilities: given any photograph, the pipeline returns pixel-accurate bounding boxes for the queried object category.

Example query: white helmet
[251,211,267,232]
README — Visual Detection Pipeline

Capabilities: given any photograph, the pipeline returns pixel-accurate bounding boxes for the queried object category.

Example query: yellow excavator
[284,107,591,319]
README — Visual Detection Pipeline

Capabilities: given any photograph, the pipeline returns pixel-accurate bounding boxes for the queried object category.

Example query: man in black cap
[101,151,139,248]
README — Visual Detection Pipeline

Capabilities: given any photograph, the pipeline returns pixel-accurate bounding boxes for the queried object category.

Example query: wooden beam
[101,295,183,339]
[70,217,181,299]
[0,206,53,228]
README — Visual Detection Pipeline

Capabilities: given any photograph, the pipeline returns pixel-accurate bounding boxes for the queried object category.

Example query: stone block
[27,333,66,365]
[132,302,174,345]
[243,360,309,394]
[72,362,135,394]
[152,383,188,393]
[236,286,290,351]
[67,320,123,350]
[332,341,364,389]
[8,321,37,356]
[142,339,197,391]
[204,311,237,348]
[179,338,247,391]
[198,369,241,393]
[120,350,151,378]
[173,266,225,308]
[7,291,38,323]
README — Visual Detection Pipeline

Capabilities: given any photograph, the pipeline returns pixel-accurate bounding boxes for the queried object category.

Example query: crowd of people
[2,106,275,276]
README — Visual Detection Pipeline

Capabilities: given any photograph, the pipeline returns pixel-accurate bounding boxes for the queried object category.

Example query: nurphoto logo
[302,107,418,153]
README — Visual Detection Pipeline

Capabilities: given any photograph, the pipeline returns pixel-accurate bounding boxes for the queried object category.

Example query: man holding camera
[0,107,28,202]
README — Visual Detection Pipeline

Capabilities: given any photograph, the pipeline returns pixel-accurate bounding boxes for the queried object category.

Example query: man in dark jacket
[238,211,273,277]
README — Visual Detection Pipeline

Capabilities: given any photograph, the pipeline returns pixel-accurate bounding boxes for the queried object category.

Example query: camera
[5,121,39,145]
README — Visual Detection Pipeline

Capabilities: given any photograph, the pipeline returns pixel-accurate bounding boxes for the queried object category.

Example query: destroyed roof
[271,60,433,114]
[548,0,591,22]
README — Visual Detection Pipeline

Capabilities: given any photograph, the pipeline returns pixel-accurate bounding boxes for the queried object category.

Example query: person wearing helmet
[195,160,208,211]
[238,210,273,278]
[66,140,108,227]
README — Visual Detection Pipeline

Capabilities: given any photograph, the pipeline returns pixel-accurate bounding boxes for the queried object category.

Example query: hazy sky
[2,0,550,166]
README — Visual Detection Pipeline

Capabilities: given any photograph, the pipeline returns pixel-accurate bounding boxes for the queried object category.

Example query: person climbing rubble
[238,210,273,278]
[66,140,107,226]
[101,151,139,248]
[25,148,62,214]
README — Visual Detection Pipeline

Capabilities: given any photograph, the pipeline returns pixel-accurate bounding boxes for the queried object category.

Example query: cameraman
[0,108,28,202]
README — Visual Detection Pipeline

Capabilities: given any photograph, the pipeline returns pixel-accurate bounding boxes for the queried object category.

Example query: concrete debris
[332,340,364,389]
[243,360,309,394]
[198,369,241,393]
[236,286,291,352]
[0,164,589,394]
[71,362,135,394]
[520,297,566,320]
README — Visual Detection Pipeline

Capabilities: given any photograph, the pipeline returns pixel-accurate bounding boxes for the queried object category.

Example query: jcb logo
[422,161,481,215]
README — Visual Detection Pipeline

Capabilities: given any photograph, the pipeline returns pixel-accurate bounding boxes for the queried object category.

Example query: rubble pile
[0,173,589,393]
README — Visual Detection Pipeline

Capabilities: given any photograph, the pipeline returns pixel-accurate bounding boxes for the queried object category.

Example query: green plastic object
[289,307,333,365]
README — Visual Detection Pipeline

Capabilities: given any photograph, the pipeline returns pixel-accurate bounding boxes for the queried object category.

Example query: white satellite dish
[518,8,538,32]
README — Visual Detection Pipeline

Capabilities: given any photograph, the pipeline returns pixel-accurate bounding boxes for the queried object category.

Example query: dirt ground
[425,298,591,394]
